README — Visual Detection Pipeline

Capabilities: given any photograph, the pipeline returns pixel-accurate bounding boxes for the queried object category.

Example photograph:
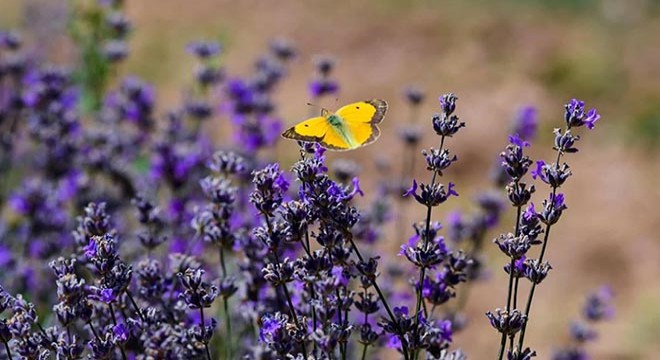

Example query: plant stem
[497,185,523,360]
[219,247,232,359]
[413,136,446,322]
[108,303,127,360]
[1,336,12,360]
[346,233,410,360]
[412,136,447,360]
[328,248,346,360]
[516,138,564,350]
[199,307,212,360]
[126,291,146,323]
[360,296,370,360]
[223,296,232,359]
[263,213,309,358]
[87,321,101,342]
[517,224,552,350]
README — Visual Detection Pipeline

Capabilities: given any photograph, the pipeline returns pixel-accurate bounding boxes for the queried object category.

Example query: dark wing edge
[281,126,325,143]
[365,99,388,124]
[361,123,381,148]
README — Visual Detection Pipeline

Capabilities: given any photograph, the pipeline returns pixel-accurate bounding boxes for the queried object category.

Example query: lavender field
[1,0,659,359]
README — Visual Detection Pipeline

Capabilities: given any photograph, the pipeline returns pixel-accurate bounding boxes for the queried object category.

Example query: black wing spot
[304,124,309,127]
[356,106,360,109]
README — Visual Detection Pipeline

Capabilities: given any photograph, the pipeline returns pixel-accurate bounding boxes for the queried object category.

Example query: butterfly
[281,99,388,151]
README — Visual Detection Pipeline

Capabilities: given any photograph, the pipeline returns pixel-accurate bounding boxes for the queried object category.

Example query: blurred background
[2,0,660,358]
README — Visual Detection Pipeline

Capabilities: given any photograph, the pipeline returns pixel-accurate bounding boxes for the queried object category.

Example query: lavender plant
[488,98,601,359]
[0,1,612,359]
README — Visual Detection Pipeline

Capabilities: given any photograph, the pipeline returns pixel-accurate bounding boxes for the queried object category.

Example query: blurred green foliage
[630,100,660,147]
[68,0,118,114]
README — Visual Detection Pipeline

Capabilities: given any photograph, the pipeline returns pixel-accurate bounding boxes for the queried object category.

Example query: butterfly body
[282,99,388,151]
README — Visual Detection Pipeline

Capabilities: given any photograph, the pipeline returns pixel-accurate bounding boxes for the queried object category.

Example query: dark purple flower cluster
[0,2,608,359]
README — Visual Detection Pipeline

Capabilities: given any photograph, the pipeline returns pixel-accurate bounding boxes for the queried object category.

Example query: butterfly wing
[281,116,329,143]
[281,116,353,150]
[334,99,388,148]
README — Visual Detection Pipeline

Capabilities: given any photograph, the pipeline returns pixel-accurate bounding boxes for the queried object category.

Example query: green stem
[223,296,232,359]
[218,246,233,359]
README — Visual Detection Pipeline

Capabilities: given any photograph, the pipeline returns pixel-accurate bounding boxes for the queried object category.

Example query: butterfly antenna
[306,102,328,116]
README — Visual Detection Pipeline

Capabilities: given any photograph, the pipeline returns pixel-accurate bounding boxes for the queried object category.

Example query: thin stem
[328,250,346,360]
[414,199,435,319]
[412,136,447,360]
[87,321,101,342]
[219,246,227,277]
[517,283,537,349]
[346,233,410,360]
[498,185,523,360]
[302,231,318,356]
[497,332,507,360]
[263,213,309,358]
[497,257,516,360]
[199,308,212,360]
[126,291,146,323]
[517,225,552,349]
[413,136,446,322]
[360,287,371,360]
[218,246,232,359]
[223,296,232,359]
[1,336,12,360]
[516,137,565,350]
[511,276,520,351]
[108,303,127,360]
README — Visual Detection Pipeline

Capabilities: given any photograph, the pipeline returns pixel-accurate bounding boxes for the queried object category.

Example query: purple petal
[403,180,418,197]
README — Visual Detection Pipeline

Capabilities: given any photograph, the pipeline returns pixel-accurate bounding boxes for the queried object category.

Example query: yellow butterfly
[282,99,388,151]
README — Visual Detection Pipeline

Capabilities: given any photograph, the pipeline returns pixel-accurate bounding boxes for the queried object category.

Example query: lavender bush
[0,1,613,359]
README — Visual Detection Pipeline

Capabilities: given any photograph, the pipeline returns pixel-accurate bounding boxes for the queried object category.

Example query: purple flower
[308,80,339,98]
[531,160,545,181]
[584,108,600,130]
[113,323,129,343]
[564,98,600,130]
[439,93,458,115]
[186,41,222,58]
[83,240,98,258]
[485,308,527,336]
[404,180,458,207]
[513,106,538,141]
[250,163,290,215]
[331,266,349,287]
[583,286,614,322]
[509,133,530,148]
[99,288,116,304]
